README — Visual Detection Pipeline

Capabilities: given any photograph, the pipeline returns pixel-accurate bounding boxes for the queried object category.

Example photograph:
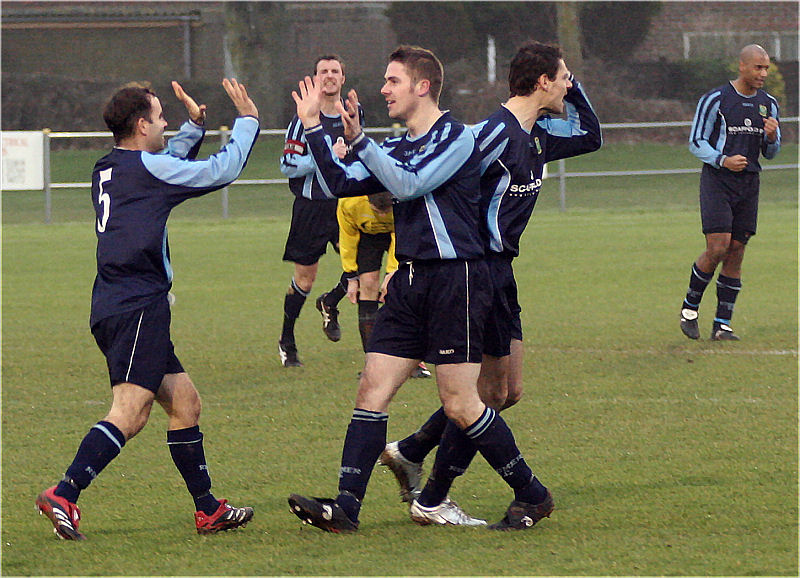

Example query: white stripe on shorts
[124,310,145,383]
[464,261,470,358]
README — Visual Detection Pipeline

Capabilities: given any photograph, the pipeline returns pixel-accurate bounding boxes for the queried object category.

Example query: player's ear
[416,78,431,98]
[135,116,149,135]
[537,73,550,92]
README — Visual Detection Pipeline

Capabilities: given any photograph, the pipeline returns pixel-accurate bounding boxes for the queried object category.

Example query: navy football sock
[715,274,741,325]
[418,420,478,507]
[684,263,714,310]
[57,420,126,503]
[281,278,308,344]
[397,407,448,464]
[167,426,219,515]
[467,407,547,504]
[324,275,348,308]
[335,408,388,522]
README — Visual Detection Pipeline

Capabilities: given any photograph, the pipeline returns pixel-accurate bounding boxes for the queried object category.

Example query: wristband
[349,131,367,149]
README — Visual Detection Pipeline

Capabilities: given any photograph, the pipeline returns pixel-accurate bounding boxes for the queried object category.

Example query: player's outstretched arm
[223,78,259,118]
[172,81,207,125]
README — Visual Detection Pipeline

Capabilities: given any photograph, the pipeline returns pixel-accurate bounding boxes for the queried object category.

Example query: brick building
[633,1,798,62]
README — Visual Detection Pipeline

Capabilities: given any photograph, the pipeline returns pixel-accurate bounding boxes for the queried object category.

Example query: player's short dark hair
[389,45,444,103]
[368,191,393,213]
[103,82,156,144]
[508,41,563,98]
[314,54,346,75]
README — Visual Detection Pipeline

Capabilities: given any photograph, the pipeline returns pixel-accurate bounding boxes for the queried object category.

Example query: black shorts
[482,255,523,358]
[91,296,184,393]
[699,164,759,243]
[367,259,491,365]
[282,196,339,265]
[357,232,392,274]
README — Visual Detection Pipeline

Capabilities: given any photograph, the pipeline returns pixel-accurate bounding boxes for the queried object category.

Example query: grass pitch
[1,144,797,576]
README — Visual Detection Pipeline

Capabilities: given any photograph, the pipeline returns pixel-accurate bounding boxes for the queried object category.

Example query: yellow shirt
[337,196,398,274]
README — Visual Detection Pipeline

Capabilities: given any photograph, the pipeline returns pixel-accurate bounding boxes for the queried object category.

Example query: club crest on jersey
[534,137,542,155]
[759,104,768,117]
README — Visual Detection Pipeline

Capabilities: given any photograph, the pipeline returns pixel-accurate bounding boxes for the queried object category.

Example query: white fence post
[43,128,52,224]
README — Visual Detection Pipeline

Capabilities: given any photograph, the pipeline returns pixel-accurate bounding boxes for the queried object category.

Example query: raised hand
[172,81,207,125]
[335,88,363,142]
[763,116,779,143]
[222,78,258,119]
[291,76,322,129]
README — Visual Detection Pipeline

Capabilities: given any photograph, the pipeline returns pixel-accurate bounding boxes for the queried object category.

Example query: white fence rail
[18,119,800,222]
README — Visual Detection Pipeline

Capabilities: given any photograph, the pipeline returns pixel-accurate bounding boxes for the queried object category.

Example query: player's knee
[726,243,746,261]
[106,408,150,440]
[479,386,507,411]
[503,383,524,410]
[706,243,728,262]
[441,397,483,430]
[177,391,202,424]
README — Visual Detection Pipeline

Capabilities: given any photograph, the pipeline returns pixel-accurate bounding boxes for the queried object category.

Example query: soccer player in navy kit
[35,79,259,540]
[286,45,549,533]
[680,44,781,341]
[279,55,365,366]
[380,41,601,528]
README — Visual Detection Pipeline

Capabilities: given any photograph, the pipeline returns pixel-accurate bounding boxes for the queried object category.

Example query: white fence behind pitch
[5,119,798,222]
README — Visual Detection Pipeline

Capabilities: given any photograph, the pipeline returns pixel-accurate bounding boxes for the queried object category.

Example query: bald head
[735,44,770,95]
[740,44,769,64]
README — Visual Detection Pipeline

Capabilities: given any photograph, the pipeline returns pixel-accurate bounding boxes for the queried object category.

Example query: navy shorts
[283,196,339,265]
[699,164,759,244]
[482,255,523,358]
[91,296,184,393]
[367,259,491,365]
[357,232,392,274]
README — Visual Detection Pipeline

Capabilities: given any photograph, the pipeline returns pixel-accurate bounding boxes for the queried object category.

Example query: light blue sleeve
[473,120,508,176]
[162,120,205,159]
[689,91,725,168]
[142,116,259,188]
[356,126,475,201]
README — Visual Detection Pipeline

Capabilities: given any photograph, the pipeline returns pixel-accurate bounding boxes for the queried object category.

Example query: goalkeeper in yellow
[337,191,430,379]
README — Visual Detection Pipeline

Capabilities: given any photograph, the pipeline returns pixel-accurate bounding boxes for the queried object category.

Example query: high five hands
[172,81,207,125]
[171,79,258,123]
[293,76,362,142]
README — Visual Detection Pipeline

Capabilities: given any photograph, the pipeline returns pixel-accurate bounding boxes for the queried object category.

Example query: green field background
[2,141,797,576]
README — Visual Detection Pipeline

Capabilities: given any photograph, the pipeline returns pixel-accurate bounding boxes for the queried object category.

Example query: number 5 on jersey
[97,167,112,233]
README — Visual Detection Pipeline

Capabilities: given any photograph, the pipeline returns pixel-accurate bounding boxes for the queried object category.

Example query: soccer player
[380,41,601,527]
[35,79,259,540]
[679,44,781,341]
[278,54,364,366]
[337,191,431,378]
[287,45,549,533]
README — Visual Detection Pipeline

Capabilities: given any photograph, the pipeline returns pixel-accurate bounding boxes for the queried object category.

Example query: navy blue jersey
[473,79,601,257]
[90,116,259,327]
[280,104,365,200]
[690,82,780,171]
[304,111,484,262]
